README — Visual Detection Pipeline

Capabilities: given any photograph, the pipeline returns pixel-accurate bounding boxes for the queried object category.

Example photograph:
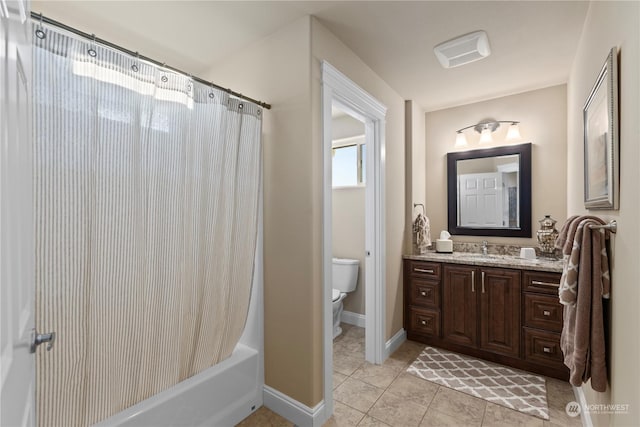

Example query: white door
[1,1,36,426]
[459,172,504,227]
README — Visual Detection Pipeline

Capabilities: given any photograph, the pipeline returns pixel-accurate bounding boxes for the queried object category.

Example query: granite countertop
[403,251,563,273]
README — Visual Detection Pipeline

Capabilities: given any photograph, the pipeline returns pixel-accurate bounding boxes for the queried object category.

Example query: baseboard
[263,385,327,427]
[384,328,406,359]
[573,386,594,427]
[341,310,366,328]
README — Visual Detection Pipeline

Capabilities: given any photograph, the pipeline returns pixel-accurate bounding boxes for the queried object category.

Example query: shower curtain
[33,25,262,426]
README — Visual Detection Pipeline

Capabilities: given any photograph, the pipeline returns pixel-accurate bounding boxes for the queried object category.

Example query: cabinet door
[479,267,521,357]
[443,265,477,347]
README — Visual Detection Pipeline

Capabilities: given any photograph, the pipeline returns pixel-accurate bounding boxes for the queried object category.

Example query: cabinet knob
[420,291,427,297]
[543,347,552,353]
[421,320,427,325]
[543,310,551,316]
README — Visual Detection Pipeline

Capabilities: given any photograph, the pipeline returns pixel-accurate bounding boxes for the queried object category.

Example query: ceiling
[33,1,590,112]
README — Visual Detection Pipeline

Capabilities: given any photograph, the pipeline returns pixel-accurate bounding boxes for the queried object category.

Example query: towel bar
[588,220,617,233]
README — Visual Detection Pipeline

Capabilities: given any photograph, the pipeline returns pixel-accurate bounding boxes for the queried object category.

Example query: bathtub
[93,344,262,427]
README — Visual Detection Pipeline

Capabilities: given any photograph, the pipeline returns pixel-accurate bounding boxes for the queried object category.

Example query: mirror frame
[447,142,532,237]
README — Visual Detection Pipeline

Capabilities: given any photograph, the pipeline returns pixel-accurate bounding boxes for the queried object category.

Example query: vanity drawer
[408,260,441,280]
[409,306,440,337]
[410,279,440,308]
[524,293,563,332]
[524,328,564,366]
[523,271,562,295]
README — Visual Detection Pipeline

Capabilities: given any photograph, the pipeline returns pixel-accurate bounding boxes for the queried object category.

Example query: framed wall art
[583,47,619,210]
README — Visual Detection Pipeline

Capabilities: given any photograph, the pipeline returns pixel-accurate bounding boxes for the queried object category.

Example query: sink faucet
[481,240,488,256]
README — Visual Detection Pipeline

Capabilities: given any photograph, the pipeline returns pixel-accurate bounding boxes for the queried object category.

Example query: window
[332,135,365,187]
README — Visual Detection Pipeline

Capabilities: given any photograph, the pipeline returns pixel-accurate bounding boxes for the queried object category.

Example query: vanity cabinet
[404,260,442,338]
[403,258,568,380]
[442,265,520,357]
[522,271,565,369]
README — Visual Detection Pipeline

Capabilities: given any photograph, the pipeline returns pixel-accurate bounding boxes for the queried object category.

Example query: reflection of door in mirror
[458,173,503,227]
[456,155,519,229]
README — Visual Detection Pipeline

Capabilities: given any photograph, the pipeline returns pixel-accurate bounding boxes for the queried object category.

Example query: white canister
[520,247,537,260]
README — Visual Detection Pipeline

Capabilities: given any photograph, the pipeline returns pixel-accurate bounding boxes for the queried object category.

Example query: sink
[453,253,500,259]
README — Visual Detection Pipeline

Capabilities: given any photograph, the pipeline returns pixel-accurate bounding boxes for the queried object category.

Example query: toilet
[332,257,360,339]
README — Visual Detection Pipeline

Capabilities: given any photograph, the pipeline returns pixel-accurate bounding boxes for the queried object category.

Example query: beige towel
[554,214,580,251]
[556,216,610,304]
[558,216,610,392]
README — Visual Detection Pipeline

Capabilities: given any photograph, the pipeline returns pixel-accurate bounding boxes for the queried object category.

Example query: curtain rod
[31,12,272,110]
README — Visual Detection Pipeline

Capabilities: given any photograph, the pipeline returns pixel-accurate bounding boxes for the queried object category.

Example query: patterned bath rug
[407,346,549,420]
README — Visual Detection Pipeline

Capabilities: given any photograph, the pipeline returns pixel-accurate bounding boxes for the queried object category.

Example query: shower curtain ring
[35,13,46,39]
[131,52,140,72]
[160,63,168,82]
[88,34,97,57]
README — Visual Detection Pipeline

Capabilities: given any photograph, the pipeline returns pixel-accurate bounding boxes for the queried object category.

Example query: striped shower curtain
[33,24,262,426]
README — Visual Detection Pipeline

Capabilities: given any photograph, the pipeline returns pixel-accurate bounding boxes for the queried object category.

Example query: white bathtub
[93,344,262,427]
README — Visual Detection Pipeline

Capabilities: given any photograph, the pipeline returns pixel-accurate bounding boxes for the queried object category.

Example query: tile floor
[236,324,582,427]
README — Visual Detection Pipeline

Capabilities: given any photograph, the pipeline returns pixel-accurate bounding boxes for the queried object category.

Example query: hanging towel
[555,216,610,305]
[555,215,610,392]
[413,213,431,254]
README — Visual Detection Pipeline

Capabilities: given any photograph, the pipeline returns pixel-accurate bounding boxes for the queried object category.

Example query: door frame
[321,61,386,420]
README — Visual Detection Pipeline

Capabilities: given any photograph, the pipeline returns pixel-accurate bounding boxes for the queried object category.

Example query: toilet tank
[332,258,359,292]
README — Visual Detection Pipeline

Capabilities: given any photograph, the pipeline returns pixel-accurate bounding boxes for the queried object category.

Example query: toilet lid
[332,289,341,302]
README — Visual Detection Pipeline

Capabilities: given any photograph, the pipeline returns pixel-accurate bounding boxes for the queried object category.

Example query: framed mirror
[447,143,532,237]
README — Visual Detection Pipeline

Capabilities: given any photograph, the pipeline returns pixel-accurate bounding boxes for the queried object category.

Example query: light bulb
[506,123,521,141]
[455,132,468,147]
[479,127,493,144]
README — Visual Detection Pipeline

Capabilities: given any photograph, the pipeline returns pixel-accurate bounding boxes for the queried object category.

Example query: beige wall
[405,100,427,253]
[332,114,366,315]
[332,113,364,140]
[332,188,365,314]
[566,2,640,426]
[203,17,322,407]
[425,85,568,246]
[310,17,406,343]
[206,15,407,407]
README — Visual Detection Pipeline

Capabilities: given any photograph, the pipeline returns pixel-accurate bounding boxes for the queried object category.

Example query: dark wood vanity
[403,256,569,380]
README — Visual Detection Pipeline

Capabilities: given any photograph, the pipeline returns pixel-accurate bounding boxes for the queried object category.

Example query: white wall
[425,85,568,246]
[566,2,640,426]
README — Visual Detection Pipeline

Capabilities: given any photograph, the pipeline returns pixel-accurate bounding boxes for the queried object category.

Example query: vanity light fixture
[506,122,522,140]
[454,119,521,147]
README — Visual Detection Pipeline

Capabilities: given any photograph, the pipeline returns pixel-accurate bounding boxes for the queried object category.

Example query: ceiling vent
[433,30,491,69]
